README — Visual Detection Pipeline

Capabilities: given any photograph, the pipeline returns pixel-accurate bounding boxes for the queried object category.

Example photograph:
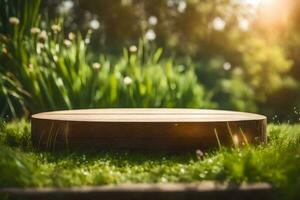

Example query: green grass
[0,120,300,199]
[0,0,211,117]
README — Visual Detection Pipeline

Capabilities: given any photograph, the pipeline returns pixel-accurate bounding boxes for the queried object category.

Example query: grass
[0,0,211,117]
[0,120,300,199]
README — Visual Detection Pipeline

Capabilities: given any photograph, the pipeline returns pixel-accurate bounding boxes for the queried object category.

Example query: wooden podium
[31,109,266,151]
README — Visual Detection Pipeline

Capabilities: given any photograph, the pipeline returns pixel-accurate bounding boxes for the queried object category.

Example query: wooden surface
[0,182,275,200]
[31,109,267,151]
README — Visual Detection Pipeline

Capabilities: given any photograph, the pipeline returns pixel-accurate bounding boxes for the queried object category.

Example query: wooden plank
[31,109,267,151]
[0,182,276,200]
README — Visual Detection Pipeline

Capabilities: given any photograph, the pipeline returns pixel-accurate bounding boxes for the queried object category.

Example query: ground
[0,120,299,199]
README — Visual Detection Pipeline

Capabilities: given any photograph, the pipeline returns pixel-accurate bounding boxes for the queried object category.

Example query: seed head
[51,24,61,33]
[123,76,133,85]
[89,19,100,30]
[223,62,231,71]
[36,43,45,54]
[92,62,101,70]
[85,38,90,44]
[63,39,72,48]
[68,32,76,40]
[38,31,48,43]
[145,29,156,41]
[9,17,20,25]
[148,16,158,26]
[129,45,137,53]
[30,27,41,35]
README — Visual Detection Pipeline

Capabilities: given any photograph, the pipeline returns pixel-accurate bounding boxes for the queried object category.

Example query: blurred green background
[1,0,300,122]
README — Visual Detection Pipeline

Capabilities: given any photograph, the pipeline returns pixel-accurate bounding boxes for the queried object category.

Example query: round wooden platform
[31,109,267,151]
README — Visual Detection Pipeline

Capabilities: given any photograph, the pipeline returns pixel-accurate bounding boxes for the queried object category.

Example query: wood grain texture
[31,109,267,151]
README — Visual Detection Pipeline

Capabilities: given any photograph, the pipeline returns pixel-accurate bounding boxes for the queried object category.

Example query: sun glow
[240,0,292,31]
[259,0,290,24]
[243,0,291,31]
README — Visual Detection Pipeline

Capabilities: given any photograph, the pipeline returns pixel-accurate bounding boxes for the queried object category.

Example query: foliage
[0,120,300,199]
[0,0,210,117]
[0,119,31,148]
[238,37,292,101]
[0,0,298,120]
[56,0,295,117]
[0,0,41,116]
[0,146,34,187]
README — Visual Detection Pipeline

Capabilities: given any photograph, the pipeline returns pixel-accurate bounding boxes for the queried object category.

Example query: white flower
[177,1,187,13]
[223,62,231,71]
[30,27,41,35]
[89,19,100,30]
[63,39,72,47]
[9,17,19,25]
[36,43,45,54]
[145,29,156,41]
[51,24,61,33]
[68,32,76,40]
[58,0,74,14]
[212,17,226,31]
[63,0,74,10]
[129,45,137,52]
[92,62,101,69]
[38,31,47,43]
[148,16,158,26]
[123,76,133,85]
[85,38,90,44]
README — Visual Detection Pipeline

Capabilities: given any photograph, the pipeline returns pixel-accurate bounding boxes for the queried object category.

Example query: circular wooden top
[31,109,266,122]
